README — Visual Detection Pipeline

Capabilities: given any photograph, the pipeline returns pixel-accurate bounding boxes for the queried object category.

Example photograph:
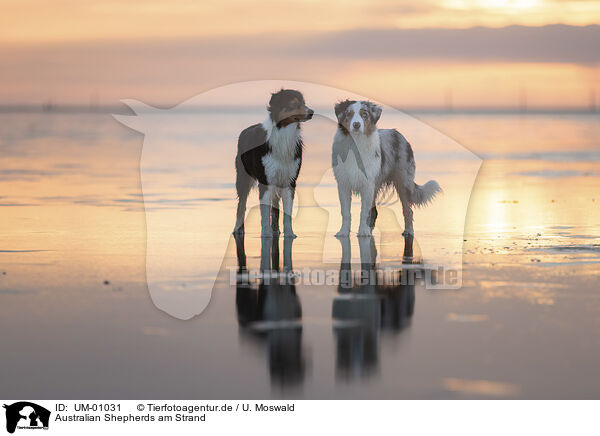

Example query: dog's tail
[412,180,442,207]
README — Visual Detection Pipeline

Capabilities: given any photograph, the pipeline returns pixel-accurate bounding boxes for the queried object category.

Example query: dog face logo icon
[3,402,50,433]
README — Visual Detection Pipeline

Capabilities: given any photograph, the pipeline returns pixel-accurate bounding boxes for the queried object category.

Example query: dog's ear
[366,102,382,124]
[334,100,354,122]
[267,89,285,113]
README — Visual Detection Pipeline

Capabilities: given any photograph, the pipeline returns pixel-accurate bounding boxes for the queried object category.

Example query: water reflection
[333,236,415,380]
[233,234,305,388]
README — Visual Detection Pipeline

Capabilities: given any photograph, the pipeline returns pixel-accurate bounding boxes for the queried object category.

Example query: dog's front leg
[358,187,375,236]
[271,189,281,235]
[281,187,296,238]
[335,185,352,237]
[259,184,273,238]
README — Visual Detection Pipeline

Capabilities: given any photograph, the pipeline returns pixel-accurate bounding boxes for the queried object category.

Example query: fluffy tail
[412,180,442,207]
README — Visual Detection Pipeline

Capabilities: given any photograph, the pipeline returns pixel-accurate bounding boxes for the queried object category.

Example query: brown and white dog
[332,100,441,237]
[234,89,313,238]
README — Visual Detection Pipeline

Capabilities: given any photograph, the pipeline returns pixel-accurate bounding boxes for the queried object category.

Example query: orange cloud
[1,0,600,43]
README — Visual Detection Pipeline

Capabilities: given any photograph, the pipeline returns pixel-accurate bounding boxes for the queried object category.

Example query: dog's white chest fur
[332,130,381,193]
[261,119,301,187]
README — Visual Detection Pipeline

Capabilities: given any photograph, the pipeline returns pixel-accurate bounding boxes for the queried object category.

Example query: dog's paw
[282,222,296,238]
[261,227,273,238]
[357,226,372,237]
[335,228,350,238]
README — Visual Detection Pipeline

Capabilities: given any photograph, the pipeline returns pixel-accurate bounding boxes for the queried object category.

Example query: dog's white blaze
[349,101,364,133]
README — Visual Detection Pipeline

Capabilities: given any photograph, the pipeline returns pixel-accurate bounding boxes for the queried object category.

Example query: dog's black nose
[353,122,361,130]
[306,108,314,119]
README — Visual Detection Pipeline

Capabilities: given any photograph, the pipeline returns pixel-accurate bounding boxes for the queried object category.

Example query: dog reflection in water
[333,236,415,380]
[233,234,305,387]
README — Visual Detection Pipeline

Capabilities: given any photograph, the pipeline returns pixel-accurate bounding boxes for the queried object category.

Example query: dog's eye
[360,111,368,119]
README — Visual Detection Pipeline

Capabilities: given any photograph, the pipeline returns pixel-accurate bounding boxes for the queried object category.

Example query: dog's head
[334,100,382,136]
[268,89,314,127]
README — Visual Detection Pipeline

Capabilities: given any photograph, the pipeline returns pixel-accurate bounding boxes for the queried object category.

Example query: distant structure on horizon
[42,100,55,112]
[519,87,527,113]
[444,87,453,112]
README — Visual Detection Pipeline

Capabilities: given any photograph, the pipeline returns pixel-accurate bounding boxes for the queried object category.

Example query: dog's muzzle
[304,108,314,120]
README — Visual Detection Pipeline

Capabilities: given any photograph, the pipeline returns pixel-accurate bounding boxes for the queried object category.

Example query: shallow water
[0,110,599,399]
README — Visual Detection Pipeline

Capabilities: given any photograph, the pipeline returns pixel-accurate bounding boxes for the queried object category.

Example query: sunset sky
[1,0,599,107]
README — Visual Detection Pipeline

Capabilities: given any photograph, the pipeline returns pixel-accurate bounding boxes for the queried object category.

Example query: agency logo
[3,402,50,434]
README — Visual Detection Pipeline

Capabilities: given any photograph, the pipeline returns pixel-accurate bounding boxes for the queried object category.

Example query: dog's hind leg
[394,180,415,259]
[368,184,382,229]
[402,232,414,261]
[395,182,414,236]
[233,232,247,273]
[368,199,378,229]
[395,182,415,259]
[259,184,274,238]
[234,165,252,236]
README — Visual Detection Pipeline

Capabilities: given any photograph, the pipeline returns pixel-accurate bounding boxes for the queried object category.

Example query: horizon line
[1,103,598,116]
[1,22,599,46]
